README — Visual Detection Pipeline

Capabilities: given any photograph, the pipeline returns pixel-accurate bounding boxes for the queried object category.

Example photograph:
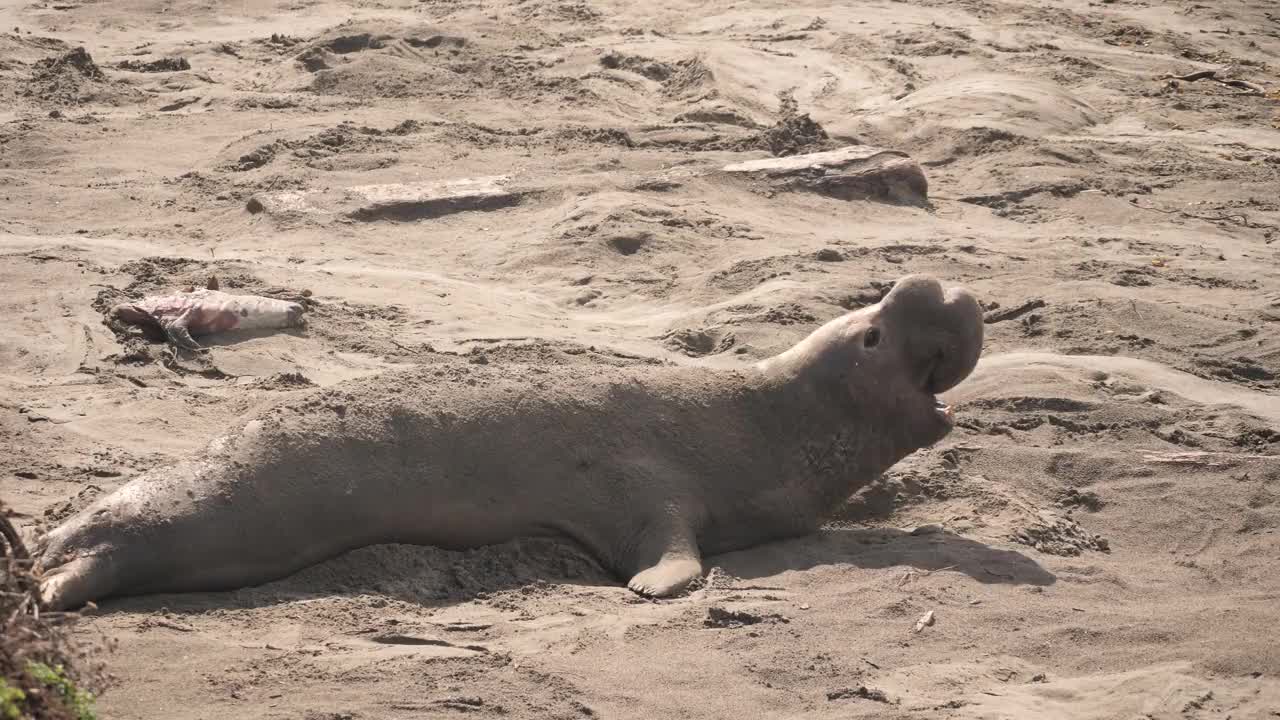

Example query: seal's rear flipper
[38,555,108,612]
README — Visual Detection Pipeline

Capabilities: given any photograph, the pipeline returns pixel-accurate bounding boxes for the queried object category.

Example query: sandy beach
[2,0,1279,717]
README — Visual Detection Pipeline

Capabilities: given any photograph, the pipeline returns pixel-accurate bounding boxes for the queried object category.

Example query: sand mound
[18,47,141,107]
[257,22,584,101]
[862,72,1100,146]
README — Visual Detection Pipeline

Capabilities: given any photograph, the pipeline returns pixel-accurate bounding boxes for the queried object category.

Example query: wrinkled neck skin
[752,321,934,515]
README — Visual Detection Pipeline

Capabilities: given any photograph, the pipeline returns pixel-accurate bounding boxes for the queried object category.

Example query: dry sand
[2,0,1280,717]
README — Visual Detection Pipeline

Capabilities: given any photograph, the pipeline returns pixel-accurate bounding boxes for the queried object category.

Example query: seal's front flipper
[162,322,202,351]
[628,555,703,597]
[160,308,202,351]
[626,515,703,598]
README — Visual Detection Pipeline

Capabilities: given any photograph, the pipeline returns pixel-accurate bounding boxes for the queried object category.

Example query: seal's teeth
[937,404,954,422]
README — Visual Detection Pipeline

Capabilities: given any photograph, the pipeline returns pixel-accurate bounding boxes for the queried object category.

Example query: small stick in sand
[897,565,957,588]
[1159,70,1266,95]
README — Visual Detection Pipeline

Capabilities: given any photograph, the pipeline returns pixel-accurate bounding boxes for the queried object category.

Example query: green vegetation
[0,679,28,720]
[0,663,99,720]
[2,504,107,720]
[25,664,96,720]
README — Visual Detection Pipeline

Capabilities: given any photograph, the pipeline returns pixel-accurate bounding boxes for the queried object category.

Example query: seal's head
[761,274,983,452]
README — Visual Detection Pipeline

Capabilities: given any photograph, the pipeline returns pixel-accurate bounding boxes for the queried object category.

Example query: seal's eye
[863,327,881,348]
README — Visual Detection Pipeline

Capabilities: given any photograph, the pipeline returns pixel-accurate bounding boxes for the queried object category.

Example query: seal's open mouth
[934,398,954,426]
[921,355,956,426]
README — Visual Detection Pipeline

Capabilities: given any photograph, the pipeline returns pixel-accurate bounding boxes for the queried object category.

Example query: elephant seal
[111,288,305,351]
[37,274,983,610]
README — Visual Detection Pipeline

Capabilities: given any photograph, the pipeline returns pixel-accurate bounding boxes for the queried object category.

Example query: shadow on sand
[95,526,1053,616]
[710,526,1055,587]
[186,326,308,348]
